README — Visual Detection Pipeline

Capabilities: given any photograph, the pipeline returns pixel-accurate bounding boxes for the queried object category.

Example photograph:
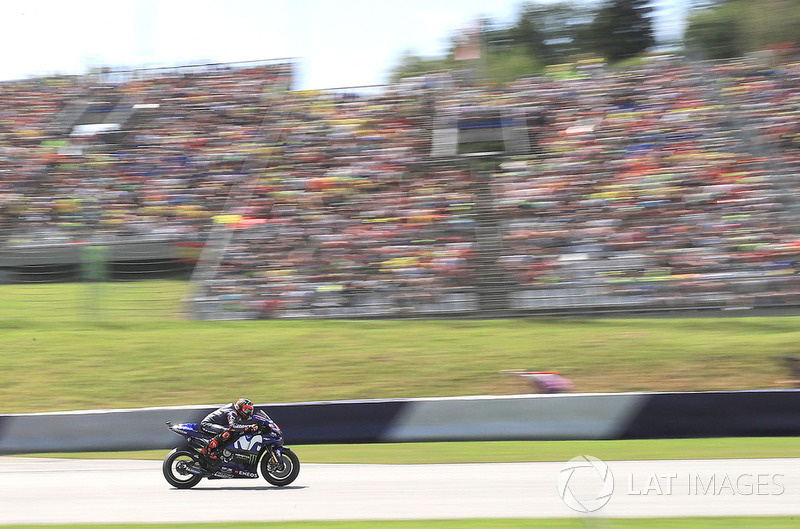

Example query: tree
[589,0,655,62]
[684,2,742,60]
[507,2,596,65]
[684,0,800,60]
[388,51,451,84]
[390,18,543,83]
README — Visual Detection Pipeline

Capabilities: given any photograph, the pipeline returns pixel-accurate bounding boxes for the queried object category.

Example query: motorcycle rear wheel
[163,448,203,489]
[261,447,300,486]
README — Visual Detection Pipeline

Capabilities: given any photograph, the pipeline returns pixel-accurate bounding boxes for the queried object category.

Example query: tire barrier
[2,390,800,454]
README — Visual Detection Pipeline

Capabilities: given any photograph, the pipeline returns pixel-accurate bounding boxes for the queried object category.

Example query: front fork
[266,446,285,469]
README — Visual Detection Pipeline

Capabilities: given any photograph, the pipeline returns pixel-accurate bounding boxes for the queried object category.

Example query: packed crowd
[203,85,479,317]
[491,59,800,311]
[206,57,800,317]
[0,62,292,242]
[0,76,86,236]
[3,56,800,317]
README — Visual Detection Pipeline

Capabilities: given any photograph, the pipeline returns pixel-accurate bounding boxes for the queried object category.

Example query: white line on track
[1,457,800,523]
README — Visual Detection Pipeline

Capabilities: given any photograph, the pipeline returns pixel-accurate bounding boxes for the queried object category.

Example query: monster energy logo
[236,452,258,467]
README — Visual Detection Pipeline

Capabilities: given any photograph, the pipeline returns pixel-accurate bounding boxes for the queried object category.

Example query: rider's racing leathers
[199,403,257,458]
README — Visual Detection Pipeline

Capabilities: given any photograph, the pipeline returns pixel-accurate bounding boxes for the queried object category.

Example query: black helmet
[234,398,254,419]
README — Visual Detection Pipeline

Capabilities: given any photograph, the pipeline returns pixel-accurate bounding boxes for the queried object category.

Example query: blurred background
[5,4,800,525]
[2,0,800,322]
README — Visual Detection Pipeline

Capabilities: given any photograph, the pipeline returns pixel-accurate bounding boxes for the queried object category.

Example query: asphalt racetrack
[2,457,800,523]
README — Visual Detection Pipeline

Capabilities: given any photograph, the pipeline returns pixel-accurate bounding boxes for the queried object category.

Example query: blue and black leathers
[199,403,257,458]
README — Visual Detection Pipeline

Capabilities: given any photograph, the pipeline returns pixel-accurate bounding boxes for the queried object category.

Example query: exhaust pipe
[185,465,204,476]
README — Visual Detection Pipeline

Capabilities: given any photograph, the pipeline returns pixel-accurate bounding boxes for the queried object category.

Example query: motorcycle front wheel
[163,448,203,489]
[261,447,300,486]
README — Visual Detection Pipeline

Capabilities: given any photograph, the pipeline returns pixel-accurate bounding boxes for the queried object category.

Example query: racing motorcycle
[163,409,300,489]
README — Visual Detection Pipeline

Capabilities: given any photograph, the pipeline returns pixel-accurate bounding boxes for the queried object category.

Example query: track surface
[2,457,800,523]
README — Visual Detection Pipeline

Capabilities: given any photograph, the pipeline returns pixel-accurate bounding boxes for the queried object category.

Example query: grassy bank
[2,281,800,412]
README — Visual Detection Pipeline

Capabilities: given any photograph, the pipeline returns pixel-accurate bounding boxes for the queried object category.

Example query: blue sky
[0,0,690,90]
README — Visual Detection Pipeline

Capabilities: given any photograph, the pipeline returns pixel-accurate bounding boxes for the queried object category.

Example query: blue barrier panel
[266,400,408,444]
[619,390,800,439]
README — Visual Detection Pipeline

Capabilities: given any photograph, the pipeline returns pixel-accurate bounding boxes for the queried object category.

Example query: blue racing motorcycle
[163,409,300,489]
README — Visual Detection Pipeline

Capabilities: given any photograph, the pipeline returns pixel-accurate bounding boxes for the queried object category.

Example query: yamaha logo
[558,455,614,513]
[233,434,263,451]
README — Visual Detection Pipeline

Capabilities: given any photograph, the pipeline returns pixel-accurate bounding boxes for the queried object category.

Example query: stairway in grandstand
[185,115,290,320]
[470,159,518,315]
[49,85,143,153]
[431,105,531,315]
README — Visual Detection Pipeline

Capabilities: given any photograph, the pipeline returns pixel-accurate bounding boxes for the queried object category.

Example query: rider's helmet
[234,398,254,420]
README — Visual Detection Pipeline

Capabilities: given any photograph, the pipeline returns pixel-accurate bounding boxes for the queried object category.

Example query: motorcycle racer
[164,404,300,488]
[199,398,259,461]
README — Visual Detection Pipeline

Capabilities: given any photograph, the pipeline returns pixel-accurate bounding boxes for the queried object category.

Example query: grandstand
[0,59,294,286]
[3,55,800,320]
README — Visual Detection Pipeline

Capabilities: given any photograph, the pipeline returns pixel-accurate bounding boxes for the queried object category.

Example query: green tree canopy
[388,0,657,83]
[588,0,654,63]
[507,2,596,65]
[685,0,800,60]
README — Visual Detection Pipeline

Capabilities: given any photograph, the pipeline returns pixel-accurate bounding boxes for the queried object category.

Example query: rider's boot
[201,438,219,460]
[201,430,231,460]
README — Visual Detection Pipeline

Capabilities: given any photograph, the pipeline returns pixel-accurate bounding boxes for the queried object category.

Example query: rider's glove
[246,424,258,433]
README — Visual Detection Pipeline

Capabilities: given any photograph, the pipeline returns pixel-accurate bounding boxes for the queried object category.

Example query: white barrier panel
[385,393,647,441]
[0,405,215,454]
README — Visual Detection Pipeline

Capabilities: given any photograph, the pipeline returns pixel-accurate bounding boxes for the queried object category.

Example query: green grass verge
[3,280,800,412]
[4,518,800,528]
[18,438,800,464]
[295,438,800,464]
[0,280,189,324]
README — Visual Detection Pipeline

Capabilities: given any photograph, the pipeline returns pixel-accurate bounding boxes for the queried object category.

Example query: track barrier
[2,390,800,454]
